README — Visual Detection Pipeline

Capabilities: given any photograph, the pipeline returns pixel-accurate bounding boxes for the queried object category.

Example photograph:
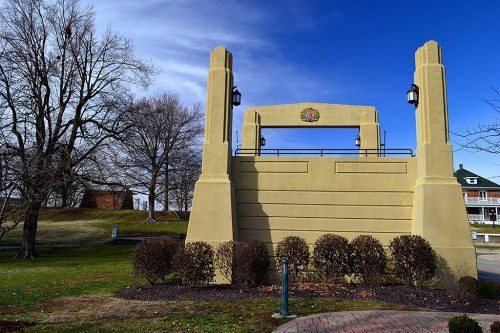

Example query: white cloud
[157,60,206,79]
[81,0,384,154]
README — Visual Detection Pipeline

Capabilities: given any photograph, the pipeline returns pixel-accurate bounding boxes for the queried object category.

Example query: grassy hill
[1,207,188,247]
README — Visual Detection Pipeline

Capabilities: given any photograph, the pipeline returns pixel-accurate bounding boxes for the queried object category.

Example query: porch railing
[468,214,484,221]
[464,197,500,204]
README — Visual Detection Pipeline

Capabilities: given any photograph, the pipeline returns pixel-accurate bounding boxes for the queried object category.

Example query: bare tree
[169,147,201,211]
[455,88,500,155]
[0,0,153,258]
[0,147,29,240]
[117,92,203,223]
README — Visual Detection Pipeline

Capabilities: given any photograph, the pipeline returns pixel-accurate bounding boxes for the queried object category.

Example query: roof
[0,197,22,205]
[84,189,132,196]
[454,167,500,189]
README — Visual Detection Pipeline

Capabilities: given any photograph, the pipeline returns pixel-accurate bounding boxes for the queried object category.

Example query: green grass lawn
[0,245,413,333]
[0,208,188,247]
[475,244,500,251]
[0,246,137,309]
[1,208,489,332]
[471,223,500,234]
[0,208,413,332]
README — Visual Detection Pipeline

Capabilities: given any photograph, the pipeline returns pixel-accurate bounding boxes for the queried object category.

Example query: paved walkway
[477,250,500,283]
[272,310,500,333]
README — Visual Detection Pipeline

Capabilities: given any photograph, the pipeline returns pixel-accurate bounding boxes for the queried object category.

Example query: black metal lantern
[232,86,241,106]
[406,84,419,105]
[260,135,266,147]
[354,135,360,147]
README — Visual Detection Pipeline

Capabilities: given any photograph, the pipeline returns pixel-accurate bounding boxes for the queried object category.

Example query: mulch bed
[115,281,500,314]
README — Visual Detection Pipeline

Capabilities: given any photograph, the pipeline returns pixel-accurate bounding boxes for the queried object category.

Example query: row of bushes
[132,234,437,289]
[132,237,215,285]
[276,234,436,288]
[459,276,500,301]
[448,314,500,333]
[132,237,270,287]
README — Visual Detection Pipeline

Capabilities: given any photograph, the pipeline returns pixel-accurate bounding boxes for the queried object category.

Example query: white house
[454,164,500,225]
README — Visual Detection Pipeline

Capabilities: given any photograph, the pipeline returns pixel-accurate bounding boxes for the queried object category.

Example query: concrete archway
[241,103,380,153]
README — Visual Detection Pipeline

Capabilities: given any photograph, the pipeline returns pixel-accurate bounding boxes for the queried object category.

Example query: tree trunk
[17,202,42,259]
[144,193,156,223]
[163,166,169,212]
[144,182,156,223]
[60,192,69,208]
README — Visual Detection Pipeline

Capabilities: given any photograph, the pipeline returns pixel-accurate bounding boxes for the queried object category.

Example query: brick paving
[272,310,500,333]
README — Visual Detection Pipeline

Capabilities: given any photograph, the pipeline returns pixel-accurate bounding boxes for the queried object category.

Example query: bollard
[280,258,290,317]
[272,258,296,318]
[111,225,118,239]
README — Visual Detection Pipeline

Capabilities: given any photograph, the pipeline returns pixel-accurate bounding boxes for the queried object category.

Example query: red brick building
[79,189,134,209]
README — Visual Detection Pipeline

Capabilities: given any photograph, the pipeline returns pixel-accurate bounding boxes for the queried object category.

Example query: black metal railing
[234,148,414,157]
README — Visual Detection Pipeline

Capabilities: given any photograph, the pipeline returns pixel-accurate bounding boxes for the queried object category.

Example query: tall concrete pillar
[359,109,380,155]
[411,41,477,275]
[186,47,237,257]
[241,109,261,154]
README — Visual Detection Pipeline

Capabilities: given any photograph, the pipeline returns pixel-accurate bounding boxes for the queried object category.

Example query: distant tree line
[0,0,203,258]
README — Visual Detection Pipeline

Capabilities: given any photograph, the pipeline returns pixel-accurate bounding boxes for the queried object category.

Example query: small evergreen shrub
[476,280,500,301]
[275,236,310,281]
[246,239,270,286]
[490,321,500,333]
[457,276,500,301]
[312,234,351,284]
[230,242,249,288]
[448,314,482,333]
[175,241,215,286]
[215,239,269,288]
[215,241,233,283]
[436,262,476,301]
[458,276,478,295]
[131,236,180,285]
[351,235,387,287]
[389,235,437,288]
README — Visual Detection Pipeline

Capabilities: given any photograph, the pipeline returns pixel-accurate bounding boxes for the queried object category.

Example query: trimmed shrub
[389,235,436,288]
[246,239,271,286]
[175,241,215,286]
[226,241,250,287]
[476,280,500,301]
[313,234,351,284]
[351,235,387,287]
[132,236,180,285]
[275,236,310,281]
[215,239,270,288]
[490,321,500,333]
[457,276,500,301]
[448,314,482,333]
[215,241,234,283]
[458,276,478,295]
[435,260,476,301]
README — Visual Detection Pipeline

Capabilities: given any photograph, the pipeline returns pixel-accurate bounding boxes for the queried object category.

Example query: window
[479,191,487,201]
[465,177,478,185]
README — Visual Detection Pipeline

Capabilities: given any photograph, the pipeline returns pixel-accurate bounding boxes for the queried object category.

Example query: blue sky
[84,0,500,181]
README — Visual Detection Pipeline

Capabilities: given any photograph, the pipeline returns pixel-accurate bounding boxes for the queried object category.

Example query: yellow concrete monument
[186,41,477,280]
[411,41,477,273]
